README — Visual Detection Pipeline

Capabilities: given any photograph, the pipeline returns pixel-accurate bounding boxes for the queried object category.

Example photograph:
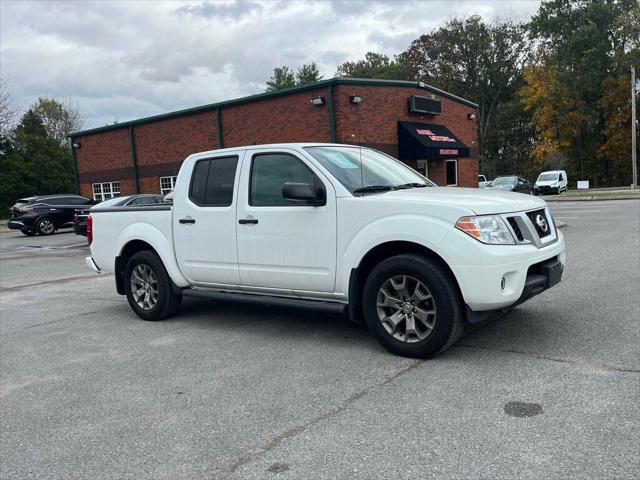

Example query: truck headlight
[455,215,515,245]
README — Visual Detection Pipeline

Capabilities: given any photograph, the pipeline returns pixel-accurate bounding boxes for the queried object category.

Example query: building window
[417,159,428,179]
[92,181,120,202]
[160,176,178,195]
[446,159,457,186]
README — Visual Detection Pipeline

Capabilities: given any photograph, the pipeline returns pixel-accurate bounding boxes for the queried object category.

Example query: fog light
[501,277,506,290]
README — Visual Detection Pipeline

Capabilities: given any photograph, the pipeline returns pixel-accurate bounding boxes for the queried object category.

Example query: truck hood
[535,180,558,186]
[379,187,547,215]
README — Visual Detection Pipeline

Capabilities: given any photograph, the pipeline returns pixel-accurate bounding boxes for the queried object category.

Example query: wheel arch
[115,238,186,295]
[347,240,463,323]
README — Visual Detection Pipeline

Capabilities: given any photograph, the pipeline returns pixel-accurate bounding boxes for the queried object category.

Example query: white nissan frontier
[85,143,565,358]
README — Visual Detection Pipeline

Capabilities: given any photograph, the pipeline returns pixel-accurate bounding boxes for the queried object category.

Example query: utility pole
[632,66,637,189]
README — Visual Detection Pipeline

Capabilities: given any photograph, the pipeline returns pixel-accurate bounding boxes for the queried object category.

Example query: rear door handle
[238,218,258,225]
[179,218,196,224]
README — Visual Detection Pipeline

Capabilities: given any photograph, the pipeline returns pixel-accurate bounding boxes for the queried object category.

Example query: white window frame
[446,159,458,186]
[417,159,429,179]
[92,181,120,202]
[160,176,178,195]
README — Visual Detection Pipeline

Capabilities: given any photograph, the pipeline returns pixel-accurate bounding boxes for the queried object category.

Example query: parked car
[74,194,165,236]
[485,176,533,194]
[478,175,491,188]
[534,170,568,195]
[85,143,565,358]
[8,194,92,235]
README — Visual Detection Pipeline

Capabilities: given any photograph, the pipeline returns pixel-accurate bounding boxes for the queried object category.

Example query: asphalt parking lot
[1,199,639,480]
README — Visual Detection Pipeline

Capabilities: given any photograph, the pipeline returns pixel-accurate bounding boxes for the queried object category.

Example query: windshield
[304,146,433,193]
[492,177,516,186]
[537,173,558,182]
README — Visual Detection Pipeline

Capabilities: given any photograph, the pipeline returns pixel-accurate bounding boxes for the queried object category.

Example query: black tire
[35,217,56,235]
[124,250,182,321]
[362,254,463,358]
[20,229,36,236]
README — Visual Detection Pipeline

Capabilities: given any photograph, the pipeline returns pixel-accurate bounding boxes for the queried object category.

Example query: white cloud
[0,0,540,129]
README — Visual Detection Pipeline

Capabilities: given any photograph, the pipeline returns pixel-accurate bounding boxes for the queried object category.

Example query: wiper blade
[352,185,394,194]
[393,182,428,190]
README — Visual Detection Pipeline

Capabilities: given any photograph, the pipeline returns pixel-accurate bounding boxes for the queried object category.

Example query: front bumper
[7,219,26,230]
[443,228,566,312]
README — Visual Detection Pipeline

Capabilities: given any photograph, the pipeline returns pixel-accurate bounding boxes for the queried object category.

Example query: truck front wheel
[124,250,182,321]
[362,254,463,358]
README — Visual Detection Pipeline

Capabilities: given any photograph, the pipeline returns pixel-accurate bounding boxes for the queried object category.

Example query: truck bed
[89,205,173,273]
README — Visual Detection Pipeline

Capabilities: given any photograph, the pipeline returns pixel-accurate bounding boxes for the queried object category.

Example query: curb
[544,195,640,202]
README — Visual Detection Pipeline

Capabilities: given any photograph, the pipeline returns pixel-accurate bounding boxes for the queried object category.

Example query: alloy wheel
[130,264,159,310]
[38,219,55,234]
[376,275,437,343]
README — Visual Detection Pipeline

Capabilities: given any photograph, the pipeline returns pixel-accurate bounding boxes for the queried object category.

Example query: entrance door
[173,153,243,285]
[236,149,337,293]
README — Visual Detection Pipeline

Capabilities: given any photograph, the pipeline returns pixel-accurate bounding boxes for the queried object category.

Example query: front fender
[114,223,189,287]
[337,214,455,296]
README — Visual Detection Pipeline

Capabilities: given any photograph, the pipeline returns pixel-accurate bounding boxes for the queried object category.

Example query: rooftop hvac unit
[409,95,442,115]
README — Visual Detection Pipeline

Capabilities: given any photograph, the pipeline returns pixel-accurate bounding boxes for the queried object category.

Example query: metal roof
[69,77,478,138]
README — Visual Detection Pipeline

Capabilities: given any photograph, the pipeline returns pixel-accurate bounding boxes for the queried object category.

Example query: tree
[32,97,84,146]
[0,110,76,213]
[400,16,529,173]
[0,77,16,138]
[336,52,410,80]
[296,63,323,86]
[524,0,640,185]
[266,66,296,92]
[598,73,635,186]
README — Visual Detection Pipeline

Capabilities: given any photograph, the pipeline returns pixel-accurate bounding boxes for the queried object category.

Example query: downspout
[129,125,141,194]
[70,139,80,194]
[328,84,337,143]
[217,108,224,149]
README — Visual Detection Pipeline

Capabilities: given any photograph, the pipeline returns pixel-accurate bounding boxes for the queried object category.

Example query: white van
[534,170,568,195]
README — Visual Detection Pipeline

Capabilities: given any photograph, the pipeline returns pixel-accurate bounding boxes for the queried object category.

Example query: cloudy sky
[1,0,540,130]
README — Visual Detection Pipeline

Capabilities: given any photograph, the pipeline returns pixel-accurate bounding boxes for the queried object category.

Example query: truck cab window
[189,156,238,207]
[250,153,320,206]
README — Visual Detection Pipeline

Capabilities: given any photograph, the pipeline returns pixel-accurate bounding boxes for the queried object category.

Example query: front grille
[507,217,524,241]
[526,209,552,238]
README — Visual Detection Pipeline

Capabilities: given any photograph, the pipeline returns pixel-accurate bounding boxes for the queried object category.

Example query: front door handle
[179,218,196,224]
[238,218,258,225]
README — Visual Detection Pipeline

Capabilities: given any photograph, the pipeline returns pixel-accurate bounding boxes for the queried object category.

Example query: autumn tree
[523,0,640,186]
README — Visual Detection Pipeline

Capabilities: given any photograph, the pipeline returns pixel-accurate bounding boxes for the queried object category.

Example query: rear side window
[189,156,238,207]
[250,153,320,206]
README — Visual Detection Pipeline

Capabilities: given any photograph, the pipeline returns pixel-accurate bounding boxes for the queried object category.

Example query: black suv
[8,194,92,236]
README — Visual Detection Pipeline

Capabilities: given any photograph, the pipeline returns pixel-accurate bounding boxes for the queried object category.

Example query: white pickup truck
[86,143,565,358]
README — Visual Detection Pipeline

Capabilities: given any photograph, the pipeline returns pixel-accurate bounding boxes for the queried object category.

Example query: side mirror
[282,182,325,206]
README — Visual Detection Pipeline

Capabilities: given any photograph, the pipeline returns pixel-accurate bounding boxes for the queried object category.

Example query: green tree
[265,66,296,92]
[0,110,75,213]
[296,63,323,86]
[336,52,410,79]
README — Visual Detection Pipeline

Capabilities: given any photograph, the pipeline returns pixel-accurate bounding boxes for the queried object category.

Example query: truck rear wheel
[124,250,182,321]
[362,254,463,358]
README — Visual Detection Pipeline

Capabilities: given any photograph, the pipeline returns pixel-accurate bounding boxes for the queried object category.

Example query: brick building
[69,78,479,201]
